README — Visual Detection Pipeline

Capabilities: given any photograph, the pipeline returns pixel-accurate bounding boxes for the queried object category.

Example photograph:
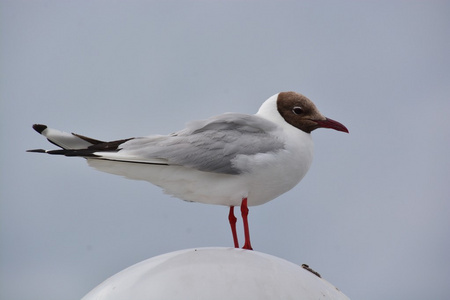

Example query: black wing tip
[26,148,97,156]
[27,149,46,153]
[32,124,47,134]
[72,133,106,145]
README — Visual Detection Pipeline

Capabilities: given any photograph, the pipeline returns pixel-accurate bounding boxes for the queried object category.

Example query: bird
[28,91,348,250]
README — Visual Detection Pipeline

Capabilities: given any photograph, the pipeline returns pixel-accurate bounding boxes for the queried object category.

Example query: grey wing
[120,114,285,175]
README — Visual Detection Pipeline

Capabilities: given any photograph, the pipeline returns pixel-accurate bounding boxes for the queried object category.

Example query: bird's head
[276,91,349,134]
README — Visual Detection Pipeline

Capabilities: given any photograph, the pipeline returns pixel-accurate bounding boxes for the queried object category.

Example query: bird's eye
[292,107,303,115]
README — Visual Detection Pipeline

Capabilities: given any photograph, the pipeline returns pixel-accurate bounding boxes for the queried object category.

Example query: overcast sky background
[1,1,449,299]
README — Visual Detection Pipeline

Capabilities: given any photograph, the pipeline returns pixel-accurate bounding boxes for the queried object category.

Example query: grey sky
[1,1,449,299]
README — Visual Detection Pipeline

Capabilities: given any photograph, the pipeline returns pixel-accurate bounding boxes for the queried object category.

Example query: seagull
[28,91,348,250]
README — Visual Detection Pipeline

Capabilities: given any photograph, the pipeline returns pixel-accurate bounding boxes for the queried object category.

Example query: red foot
[241,198,253,250]
[228,206,239,248]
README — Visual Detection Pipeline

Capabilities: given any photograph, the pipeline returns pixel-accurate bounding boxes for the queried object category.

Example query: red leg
[241,198,253,250]
[228,206,239,248]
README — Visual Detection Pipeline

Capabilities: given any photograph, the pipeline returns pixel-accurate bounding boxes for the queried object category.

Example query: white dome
[82,247,349,300]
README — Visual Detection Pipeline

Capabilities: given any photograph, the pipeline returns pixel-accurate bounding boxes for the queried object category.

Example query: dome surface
[82,247,349,300]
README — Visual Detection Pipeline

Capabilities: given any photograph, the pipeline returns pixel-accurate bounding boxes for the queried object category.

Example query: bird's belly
[87,158,248,206]
[87,145,313,207]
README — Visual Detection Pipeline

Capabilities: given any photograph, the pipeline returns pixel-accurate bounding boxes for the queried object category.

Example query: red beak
[315,117,349,133]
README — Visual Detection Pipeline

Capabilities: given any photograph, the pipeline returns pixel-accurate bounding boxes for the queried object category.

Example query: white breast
[237,123,314,206]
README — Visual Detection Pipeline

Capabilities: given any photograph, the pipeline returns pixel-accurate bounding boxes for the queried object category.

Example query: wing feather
[30,114,285,175]
[119,114,285,174]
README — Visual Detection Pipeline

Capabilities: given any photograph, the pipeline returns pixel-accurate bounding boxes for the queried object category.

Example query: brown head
[276,91,349,134]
